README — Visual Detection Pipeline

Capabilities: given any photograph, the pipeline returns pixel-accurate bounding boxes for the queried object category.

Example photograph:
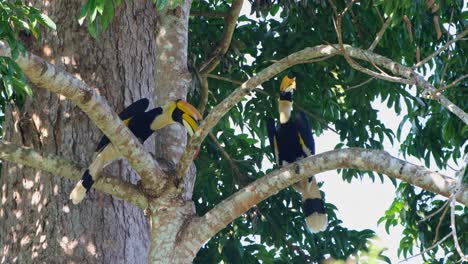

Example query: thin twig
[272,55,334,64]
[418,199,450,223]
[369,13,394,51]
[450,157,468,261]
[432,202,450,244]
[207,74,244,85]
[199,0,244,74]
[399,232,453,263]
[346,77,375,90]
[340,0,359,17]
[438,53,452,88]
[331,0,414,85]
[208,132,249,186]
[197,74,209,114]
[196,0,244,114]
[414,29,468,68]
[432,74,468,95]
[438,10,454,87]
[190,10,227,18]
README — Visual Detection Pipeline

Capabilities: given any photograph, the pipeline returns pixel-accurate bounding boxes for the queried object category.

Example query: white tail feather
[69,182,86,204]
[306,213,328,233]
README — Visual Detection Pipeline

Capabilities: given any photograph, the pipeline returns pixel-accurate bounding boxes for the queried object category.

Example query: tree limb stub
[176,44,468,178]
[199,0,244,75]
[179,148,467,256]
[0,41,167,196]
[0,140,148,208]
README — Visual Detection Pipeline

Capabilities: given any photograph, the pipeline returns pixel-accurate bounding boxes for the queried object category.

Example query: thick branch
[177,44,468,178]
[0,141,148,208]
[199,0,244,75]
[0,41,167,196]
[179,148,467,256]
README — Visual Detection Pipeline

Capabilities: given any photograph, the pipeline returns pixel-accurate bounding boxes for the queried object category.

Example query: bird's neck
[150,108,174,131]
[279,100,293,124]
[279,92,293,124]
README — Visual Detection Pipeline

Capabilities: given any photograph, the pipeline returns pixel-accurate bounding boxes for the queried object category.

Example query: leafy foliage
[0,0,55,133]
[188,0,466,262]
[1,0,466,263]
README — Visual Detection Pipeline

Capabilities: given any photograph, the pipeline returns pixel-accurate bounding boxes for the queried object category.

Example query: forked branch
[0,41,167,196]
[176,43,468,179]
[0,140,148,208]
[179,148,467,257]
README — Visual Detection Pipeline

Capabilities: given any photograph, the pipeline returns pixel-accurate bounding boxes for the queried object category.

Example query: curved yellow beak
[176,100,202,136]
[280,76,296,92]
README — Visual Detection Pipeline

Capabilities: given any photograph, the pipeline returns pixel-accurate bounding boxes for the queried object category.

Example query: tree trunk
[0,1,159,262]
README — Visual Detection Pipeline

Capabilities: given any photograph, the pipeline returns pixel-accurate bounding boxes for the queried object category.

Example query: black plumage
[96,99,162,153]
[267,111,315,165]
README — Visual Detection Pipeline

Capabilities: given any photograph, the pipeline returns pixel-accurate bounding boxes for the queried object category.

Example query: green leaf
[38,13,56,30]
[78,4,89,25]
[101,0,114,31]
[88,20,98,38]
[155,0,169,10]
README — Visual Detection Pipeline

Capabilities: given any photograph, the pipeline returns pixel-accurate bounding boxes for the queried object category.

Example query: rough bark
[149,1,199,262]
[0,1,157,263]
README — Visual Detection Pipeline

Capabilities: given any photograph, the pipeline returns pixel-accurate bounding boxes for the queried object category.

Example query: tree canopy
[0,0,466,263]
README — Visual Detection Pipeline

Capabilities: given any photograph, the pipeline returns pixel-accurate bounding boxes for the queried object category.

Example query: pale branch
[411,73,468,125]
[0,41,167,196]
[190,10,227,18]
[332,4,414,86]
[199,0,244,75]
[399,232,453,263]
[433,73,468,95]
[207,73,243,85]
[438,52,452,88]
[197,74,209,114]
[179,148,467,256]
[432,202,450,244]
[332,43,468,125]
[208,132,243,183]
[0,140,148,208]
[346,77,375,90]
[419,199,449,223]
[176,43,468,179]
[368,13,394,51]
[450,157,468,261]
[414,29,468,68]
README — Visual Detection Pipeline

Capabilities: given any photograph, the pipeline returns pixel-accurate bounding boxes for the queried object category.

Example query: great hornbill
[266,75,328,233]
[69,98,202,204]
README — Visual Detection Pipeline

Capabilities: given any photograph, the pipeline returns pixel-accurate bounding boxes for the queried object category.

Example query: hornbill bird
[69,98,202,204]
[266,75,328,233]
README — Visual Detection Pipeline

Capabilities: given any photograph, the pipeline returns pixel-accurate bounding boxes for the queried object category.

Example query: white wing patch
[273,136,279,166]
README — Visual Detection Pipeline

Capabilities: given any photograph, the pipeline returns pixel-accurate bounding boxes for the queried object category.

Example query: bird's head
[151,99,202,136]
[280,75,296,93]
